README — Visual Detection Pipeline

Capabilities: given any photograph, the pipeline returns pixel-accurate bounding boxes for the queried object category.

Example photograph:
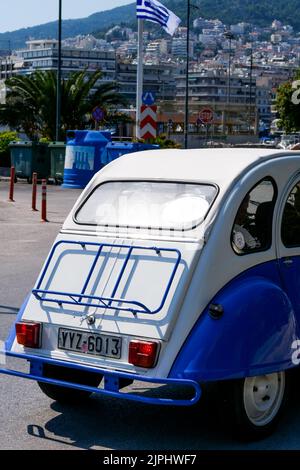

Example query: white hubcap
[243,372,285,426]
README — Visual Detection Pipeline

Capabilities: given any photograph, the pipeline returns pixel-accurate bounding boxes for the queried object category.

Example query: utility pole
[249,47,253,134]
[224,31,234,134]
[184,0,191,149]
[56,0,62,142]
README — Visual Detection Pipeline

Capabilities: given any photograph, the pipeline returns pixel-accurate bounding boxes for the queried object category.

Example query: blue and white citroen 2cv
[3,148,300,440]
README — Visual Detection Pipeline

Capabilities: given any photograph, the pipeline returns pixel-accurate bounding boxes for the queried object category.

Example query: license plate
[58,328,122,359]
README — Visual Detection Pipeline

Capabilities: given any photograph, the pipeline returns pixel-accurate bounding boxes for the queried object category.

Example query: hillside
[0,0,299,50]
[163,0,300,28]
[0,3,136,50]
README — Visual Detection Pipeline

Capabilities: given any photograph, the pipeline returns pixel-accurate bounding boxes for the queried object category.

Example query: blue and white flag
[136,0,181,36]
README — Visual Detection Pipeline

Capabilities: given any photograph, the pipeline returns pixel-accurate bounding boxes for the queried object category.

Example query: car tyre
[229,371,289,440]
[38,364,102,404]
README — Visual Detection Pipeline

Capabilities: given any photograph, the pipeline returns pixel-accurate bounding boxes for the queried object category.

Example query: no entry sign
[198,108,214,125]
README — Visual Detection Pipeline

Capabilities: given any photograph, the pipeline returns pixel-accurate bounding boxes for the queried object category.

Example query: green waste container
[49,142,66,184]
[9,141,50,183]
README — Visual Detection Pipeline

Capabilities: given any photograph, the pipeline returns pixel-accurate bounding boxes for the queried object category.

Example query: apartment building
[0,39,116,82]
[116,61,179,105]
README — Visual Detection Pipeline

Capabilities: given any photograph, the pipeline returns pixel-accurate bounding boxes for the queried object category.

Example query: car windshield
[75,181,217,231]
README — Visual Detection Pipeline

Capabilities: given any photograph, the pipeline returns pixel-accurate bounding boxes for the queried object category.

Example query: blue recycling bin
[62,131,111,189]
[101,142,159,166]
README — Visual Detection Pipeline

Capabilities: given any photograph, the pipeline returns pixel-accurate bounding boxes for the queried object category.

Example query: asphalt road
[1,179,300,450]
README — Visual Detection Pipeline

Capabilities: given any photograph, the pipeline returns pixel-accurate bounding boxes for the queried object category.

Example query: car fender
[170,267,298,382]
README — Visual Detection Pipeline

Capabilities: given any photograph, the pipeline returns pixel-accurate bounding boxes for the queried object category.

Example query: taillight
[15,321,41,348]
[128,340,158,368]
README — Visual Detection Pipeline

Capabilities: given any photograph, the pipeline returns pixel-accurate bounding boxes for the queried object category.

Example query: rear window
[75,181,217,231]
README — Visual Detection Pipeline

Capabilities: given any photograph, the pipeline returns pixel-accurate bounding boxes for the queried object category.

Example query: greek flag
[136,0,181,36]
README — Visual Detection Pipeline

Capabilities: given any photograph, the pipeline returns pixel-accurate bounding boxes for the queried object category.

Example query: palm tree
[0,70,128,140]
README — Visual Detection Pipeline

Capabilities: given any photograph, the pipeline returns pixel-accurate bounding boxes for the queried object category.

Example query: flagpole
[136,18,144,139]
[184,0,190,149]
[56,0,62,142]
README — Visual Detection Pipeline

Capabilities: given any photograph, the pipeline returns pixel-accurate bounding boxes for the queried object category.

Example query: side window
[281,181,300,247]
[231,178,277,255]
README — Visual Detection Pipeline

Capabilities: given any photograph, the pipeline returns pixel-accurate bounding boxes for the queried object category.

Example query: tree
[275,70,300,132]
[0,70,128,140]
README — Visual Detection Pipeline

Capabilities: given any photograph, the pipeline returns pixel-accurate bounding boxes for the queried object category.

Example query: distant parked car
[277,134,300,150]
[260,136,276,146]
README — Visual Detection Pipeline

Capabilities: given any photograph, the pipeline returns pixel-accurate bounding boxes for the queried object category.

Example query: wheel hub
[243,372,285,426]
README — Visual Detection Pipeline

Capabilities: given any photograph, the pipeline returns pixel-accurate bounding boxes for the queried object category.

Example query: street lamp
[249,46,254,134]
[224,30,234,134]
[56,0,62,142]
[184,1,199,149]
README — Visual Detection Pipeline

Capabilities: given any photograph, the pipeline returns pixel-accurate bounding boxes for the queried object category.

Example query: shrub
[0,131,18,167]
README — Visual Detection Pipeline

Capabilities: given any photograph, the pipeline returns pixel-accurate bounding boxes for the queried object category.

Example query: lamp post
[184,0,191,149]
[224,30,234,134]
[249,46,254,134]
[56,0,62,142]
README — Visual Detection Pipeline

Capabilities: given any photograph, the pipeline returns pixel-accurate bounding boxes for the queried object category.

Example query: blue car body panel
[169,261,299,382]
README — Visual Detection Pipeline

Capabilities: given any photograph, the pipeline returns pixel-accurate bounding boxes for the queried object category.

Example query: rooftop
[98,148,300,188]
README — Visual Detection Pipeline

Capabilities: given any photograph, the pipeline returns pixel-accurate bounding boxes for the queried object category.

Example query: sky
[0,0,134,33]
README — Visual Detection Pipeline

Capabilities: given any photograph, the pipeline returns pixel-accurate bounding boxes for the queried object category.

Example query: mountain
[1,0,300,50]
[0,3,136,50]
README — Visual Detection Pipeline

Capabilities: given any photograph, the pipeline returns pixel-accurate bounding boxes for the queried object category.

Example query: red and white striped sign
[140,105,157,140]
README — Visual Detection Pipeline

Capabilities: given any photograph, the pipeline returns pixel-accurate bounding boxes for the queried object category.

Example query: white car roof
[98,148,300,187]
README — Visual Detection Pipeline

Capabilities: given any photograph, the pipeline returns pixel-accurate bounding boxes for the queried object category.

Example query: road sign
[140,105,157,140]
[198,108,214,125]
[142,91,156,106]
[92,106,105,122]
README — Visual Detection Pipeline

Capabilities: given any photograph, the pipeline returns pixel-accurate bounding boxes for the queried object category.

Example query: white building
[146,40,168,57]
[230,24,245,35]
[0,39,116,82]
[199,29,220,45]
[172,38,194,58]
[271,34,283,44]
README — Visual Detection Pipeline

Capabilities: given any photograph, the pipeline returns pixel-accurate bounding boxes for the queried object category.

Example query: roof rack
[32,240,181,315]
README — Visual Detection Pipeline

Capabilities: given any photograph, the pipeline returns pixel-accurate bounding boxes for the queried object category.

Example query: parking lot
[1,179,300,450]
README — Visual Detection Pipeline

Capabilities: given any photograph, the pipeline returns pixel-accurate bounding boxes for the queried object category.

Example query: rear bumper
[0,350,201,407]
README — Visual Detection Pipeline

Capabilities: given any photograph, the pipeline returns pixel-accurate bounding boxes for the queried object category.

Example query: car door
[277,174,300,317]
